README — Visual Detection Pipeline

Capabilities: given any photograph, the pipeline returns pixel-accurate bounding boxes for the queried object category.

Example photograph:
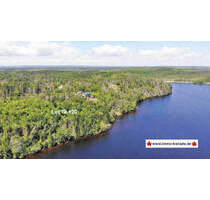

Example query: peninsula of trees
[0,68,173,158]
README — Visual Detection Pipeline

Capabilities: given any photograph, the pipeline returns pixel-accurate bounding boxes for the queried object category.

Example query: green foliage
[0,68,174,158]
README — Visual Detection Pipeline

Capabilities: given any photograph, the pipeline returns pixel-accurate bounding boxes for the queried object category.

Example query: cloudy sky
[1,41,210,66]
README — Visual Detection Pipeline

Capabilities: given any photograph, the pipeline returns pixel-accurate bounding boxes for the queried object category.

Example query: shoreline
[27,90,172,159]
[165,80,210,85]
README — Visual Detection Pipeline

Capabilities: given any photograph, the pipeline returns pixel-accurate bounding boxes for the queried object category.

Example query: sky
[1,41,210,66]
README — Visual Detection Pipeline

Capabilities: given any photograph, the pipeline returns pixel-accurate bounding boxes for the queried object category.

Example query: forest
[1,66,209,158]
[0,67,175,158]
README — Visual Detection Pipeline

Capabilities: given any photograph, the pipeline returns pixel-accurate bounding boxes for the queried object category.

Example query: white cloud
[0,43,210,66]
[91,45,129,57]
[0,42,80,57]
[137,46,207,66]
[139,47,191,57]
[0,42,31,56]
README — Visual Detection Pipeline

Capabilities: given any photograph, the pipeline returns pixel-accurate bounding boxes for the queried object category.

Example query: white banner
[145,139,198,148]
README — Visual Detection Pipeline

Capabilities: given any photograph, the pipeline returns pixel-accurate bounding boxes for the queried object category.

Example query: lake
[36,83,210,159]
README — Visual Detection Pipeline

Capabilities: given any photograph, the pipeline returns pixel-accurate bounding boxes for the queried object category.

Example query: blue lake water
[36,83,210,159]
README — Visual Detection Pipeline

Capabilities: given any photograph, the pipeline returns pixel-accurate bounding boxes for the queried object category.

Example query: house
[77,91,91,98]
[83,91,91,97]
[77,91,98,102]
